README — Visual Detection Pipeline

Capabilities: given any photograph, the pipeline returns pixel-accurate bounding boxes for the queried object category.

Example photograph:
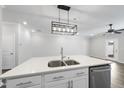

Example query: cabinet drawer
[45,72,68,82]
[45,68,88,83]
[69,68,88,78]
[6,75,41,88]
[45,79,69,88]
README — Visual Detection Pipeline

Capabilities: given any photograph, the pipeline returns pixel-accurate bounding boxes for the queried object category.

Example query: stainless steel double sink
[48,59,80,67]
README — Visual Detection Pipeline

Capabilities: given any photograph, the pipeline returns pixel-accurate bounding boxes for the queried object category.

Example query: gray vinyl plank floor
[111,62,124,88]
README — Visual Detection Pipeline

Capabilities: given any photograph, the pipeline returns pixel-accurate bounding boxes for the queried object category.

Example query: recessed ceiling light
[23,21,27,25]
[32,30,36,33]
[90,34,94,36]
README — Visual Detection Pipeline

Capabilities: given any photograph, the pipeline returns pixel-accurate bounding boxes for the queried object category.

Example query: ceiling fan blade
[106,31,111,33]
[105,31,121,34]
[106,24,124,34]
[114,31,122,34]
[115,29,124,32]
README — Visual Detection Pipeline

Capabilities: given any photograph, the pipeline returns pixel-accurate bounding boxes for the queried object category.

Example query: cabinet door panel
[6,75,41,88]
[72,75,88,88]
[45,80,69,88]
[44,68,89,88]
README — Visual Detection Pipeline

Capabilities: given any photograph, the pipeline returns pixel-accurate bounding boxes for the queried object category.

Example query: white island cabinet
[5,68,88,88]
[6,75,42,88]
[44,68,88,88]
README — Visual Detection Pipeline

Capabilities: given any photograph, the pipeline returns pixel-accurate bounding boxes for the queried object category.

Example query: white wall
[2,8,90,65]
[32,33,90,57]
[0,6,2,74]
[18,24,32,64]
[89,35,106,59]
[89,33,124,63]
[117,34,124,63]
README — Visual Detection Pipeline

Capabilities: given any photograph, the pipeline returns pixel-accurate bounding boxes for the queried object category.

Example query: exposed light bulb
[63,28,66,32]
[32,30,36,33]
[67,28,70,32]
[53,27,57,30]
[90,34,94,36]
[58,28,61,31]
[71,29,74,32]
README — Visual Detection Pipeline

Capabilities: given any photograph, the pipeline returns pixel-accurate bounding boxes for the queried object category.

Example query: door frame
[105,39,118,61]
[2,22,19,69]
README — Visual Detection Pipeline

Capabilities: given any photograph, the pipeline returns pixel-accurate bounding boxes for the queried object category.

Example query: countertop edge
[0,62,111,80]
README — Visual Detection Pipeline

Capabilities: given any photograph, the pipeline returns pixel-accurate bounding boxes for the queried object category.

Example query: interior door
[106,39,118,61]
[2,23,16,69]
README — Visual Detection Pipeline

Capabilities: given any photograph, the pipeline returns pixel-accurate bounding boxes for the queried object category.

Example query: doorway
[2,22,18,69]
[106,39,118,61]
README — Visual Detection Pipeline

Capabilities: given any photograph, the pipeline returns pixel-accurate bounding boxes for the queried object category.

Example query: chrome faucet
[60,47,65,61]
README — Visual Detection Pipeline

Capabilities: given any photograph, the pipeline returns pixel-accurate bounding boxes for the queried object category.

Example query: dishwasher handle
[91,68,111,72]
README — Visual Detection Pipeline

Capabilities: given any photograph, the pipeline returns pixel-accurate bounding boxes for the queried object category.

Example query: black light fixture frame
[51,21,77,35]
[57,5,70,11]
[51,5,78,36]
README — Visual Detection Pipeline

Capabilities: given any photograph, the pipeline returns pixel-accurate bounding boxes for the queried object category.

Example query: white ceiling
[2,5,124,36]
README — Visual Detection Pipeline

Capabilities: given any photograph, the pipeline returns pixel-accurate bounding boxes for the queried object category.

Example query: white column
[0,6,2,74]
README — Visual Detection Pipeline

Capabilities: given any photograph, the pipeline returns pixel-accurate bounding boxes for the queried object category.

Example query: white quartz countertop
[0,55,112,79]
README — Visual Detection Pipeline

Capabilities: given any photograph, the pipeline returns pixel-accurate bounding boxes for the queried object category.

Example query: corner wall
[89,33,124,63]
[18,24,32,64]
[0,6,2,74]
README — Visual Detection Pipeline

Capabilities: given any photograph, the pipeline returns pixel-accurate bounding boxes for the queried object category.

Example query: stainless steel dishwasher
[89,64,111,88]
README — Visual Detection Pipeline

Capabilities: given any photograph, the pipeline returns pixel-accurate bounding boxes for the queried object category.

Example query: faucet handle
[67,57,70,59]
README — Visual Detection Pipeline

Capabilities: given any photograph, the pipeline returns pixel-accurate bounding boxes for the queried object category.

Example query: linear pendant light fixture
[51,5,78,35]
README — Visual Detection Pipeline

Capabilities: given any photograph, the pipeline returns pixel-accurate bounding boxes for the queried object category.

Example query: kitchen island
[0,55,111,88]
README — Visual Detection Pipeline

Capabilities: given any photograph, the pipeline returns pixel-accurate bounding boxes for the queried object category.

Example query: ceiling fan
[106,24,124,34]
